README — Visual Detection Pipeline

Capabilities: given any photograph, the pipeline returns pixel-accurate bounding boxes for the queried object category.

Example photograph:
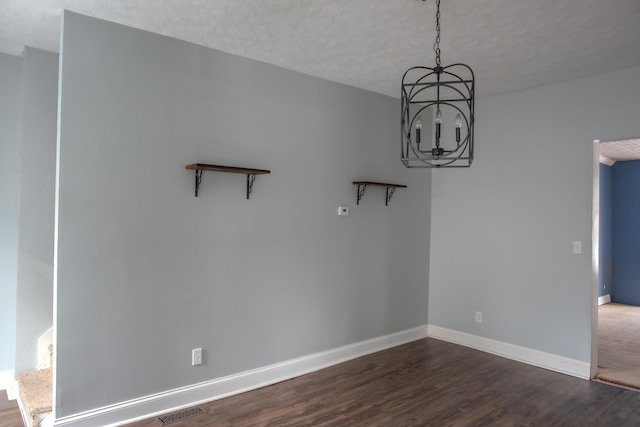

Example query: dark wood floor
[123,338,640,427]
[0,390,22,427]
[3,339,639,426]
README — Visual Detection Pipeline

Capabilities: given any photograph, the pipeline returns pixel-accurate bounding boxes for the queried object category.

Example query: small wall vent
[157,406,207,425]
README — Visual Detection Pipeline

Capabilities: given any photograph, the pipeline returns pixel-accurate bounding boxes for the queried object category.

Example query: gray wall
[0,53,23,371]
[15,47,58,373]
[56,12,430,416]
[429,65,640,361]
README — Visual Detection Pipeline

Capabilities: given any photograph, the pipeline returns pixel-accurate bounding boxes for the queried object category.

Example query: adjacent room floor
[597,302,640,390]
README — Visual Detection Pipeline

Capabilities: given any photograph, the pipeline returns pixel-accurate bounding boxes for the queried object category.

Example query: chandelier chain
[433,0,441,67]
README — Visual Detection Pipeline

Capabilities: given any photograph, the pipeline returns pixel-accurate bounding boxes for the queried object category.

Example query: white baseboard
[41,412,54,427]
[16,387,31,427]
[38,326,54,369]
[53,325,429,427]
[598,294,611,305]
[427,325,591,380]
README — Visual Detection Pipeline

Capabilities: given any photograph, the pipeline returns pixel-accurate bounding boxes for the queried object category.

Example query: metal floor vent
[157,406,207,425]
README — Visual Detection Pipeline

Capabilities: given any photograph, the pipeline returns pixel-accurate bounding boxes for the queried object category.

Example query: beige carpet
[596,303,640,389]
[18,368,52,427]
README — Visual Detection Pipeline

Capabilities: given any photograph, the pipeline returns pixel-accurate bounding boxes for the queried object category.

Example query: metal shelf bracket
[385,187,396,206]
[186,164,270,199]
[194,168,204,197]
[356,184,368,205]
[246,173,256,199]
[352,181,407,206]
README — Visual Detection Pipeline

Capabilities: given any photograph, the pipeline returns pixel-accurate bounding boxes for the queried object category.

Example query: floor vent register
[157,406,207,425]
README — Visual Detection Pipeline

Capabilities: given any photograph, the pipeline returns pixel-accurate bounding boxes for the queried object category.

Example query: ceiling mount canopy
[401,0,475,168]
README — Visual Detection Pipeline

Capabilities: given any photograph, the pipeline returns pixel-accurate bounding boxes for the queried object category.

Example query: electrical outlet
[475,312,482,323]
[192,348,202,366]
[573,241,582,254]
[338,206,350,216]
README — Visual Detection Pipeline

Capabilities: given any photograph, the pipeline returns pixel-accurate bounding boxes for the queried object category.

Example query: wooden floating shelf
[186,163,271,198]
[352,181,407,206]
[352,181,407,188]
[186,164,271,175]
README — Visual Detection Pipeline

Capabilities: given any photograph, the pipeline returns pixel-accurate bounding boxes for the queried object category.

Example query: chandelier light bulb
[435,109,442,124]
[416,115,422,145]
[455,113,462,143]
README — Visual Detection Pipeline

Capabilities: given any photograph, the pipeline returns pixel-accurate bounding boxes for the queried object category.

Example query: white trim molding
[53,325,428,427]
[598,294,611,305]
[599,155,616,166]
[0,369,14,390]
[427,325,591,380]
[38,327,54,369]
[0,370,18,399]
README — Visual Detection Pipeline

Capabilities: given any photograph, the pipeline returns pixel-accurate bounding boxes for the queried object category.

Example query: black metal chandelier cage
[401,0,475,168]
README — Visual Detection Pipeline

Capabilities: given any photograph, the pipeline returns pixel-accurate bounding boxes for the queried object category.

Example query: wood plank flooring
[125,338,640,427]
[3,339,638,426]
[597,303,640,389]
[0,390,23,427]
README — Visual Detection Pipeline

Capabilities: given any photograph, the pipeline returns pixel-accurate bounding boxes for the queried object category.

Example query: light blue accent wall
[0,53,23,371]
[429,65,640,362]
[15,47,58,373]
[611,160,640,305]
[599,163,612,298]
[55,12,430,417]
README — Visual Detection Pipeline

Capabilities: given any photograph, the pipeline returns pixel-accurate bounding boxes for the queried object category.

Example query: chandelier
[401,0,475,168]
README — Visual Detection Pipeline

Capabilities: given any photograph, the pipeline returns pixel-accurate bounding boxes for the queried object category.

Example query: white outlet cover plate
[192,348,202,365]
[573,241,582,254]
[338,206,349,216]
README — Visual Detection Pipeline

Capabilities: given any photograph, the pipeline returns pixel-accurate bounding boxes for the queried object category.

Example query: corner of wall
[427,325,591,380]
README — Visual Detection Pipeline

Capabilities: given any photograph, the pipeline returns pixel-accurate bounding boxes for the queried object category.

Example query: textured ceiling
[600,139,640,162]
[1,0,640,98]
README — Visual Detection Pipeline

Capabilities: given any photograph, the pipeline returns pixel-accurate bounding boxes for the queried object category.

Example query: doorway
[593,137,640,389]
